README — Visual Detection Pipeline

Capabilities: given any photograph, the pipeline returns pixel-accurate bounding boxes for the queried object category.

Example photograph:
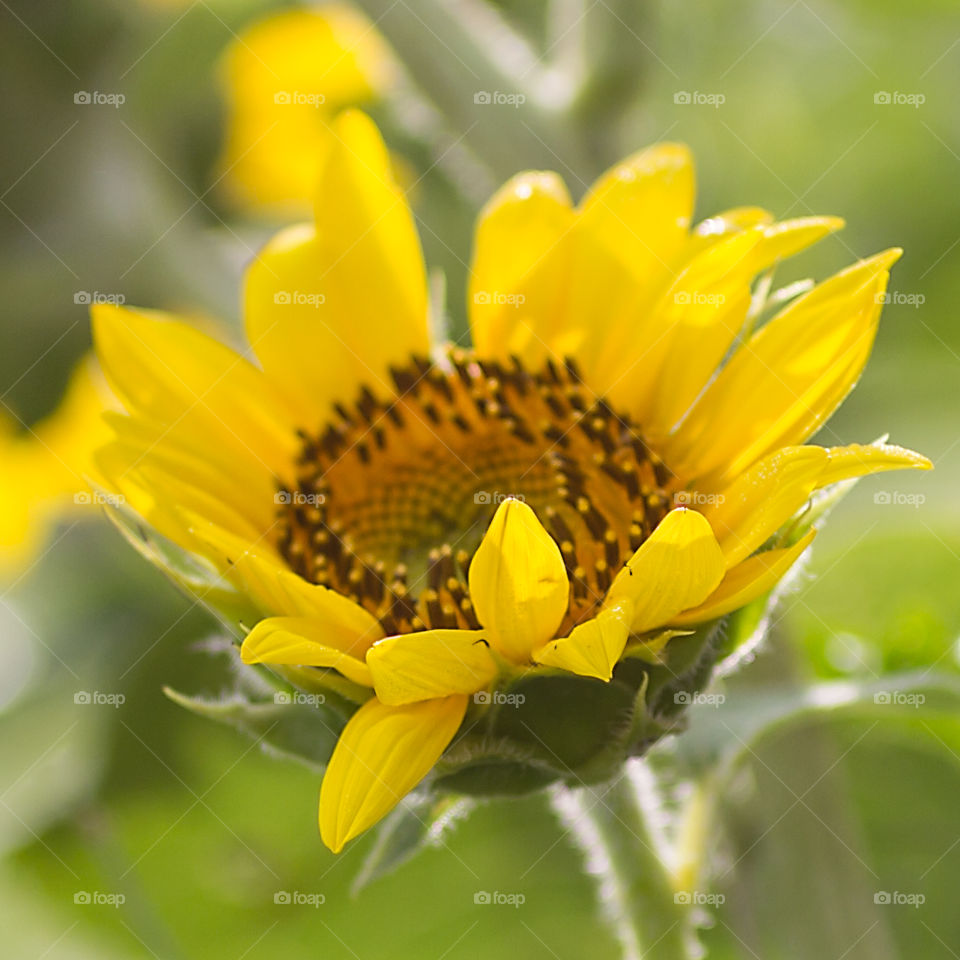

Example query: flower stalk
[568,0,653,174]
[353,0,590,179]
[553,766,696,960]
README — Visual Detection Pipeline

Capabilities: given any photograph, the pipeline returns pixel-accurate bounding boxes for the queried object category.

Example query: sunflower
[216,6,393,215]
[91,111,929,852]
[1,356,112,579]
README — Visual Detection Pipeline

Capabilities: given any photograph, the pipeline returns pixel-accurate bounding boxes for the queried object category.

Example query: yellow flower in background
[0,357,111,580]
[217,5,393,215]
[90,111,929,852]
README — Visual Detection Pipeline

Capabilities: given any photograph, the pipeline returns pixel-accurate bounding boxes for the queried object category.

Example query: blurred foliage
[2,0,959,957]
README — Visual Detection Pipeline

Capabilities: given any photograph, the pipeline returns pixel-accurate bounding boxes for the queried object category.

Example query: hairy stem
[552,765,696,960]
[353,0,590,180]
[569,0,655,175]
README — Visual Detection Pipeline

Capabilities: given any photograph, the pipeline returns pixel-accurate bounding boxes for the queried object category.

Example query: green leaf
[701,683,960,959]
[163,687,343,771]
[351,793,475,895]
[675,670,960,772]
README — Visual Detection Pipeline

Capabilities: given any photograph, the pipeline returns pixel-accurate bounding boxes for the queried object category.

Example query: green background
[1,0,958,957]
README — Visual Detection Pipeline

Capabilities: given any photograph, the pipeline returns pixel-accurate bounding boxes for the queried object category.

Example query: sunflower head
[91,111,930,853]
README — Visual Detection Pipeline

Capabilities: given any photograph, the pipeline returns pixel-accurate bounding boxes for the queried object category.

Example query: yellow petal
[313,109,427,366]
[570,144,696,388]
[752,216,845,271]
[685,206,773,257]
[673,529,817,625]
[533,600,633,681]
[240,617,374,685]
[320,695,467,852]
[506,222,637,380]
[703,446,828,568]
[606,508,725,634]
[468,499,569,662]
[95,447,265,550]
[102,410,271,505]
[620,228,762,432]
[244,111,429,423]
[598,215,844,425]
[818,442,932,487]
[578,143,695,293]
[90,448,200,555]
[667,249,901,486]
[469,145,695,392]
[469,171,574,361]
[367,629,496,705]
[92,303,297,481]
[96,409,279,553]
[189,518,383,654]
[244,224,358,422]
[97,432,276,535]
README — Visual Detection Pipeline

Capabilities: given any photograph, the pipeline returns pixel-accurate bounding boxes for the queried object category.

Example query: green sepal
[434,734,563,795]
[622,629,692,665]
[432,673,644,793]
[621,617,730,725]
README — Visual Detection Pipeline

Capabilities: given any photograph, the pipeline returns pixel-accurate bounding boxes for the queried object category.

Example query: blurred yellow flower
[91,112,929,852]
[217,5,393,215]
[0,357,111,579]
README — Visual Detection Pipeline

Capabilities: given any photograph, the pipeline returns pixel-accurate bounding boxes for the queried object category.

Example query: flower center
[275,348,674,637]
